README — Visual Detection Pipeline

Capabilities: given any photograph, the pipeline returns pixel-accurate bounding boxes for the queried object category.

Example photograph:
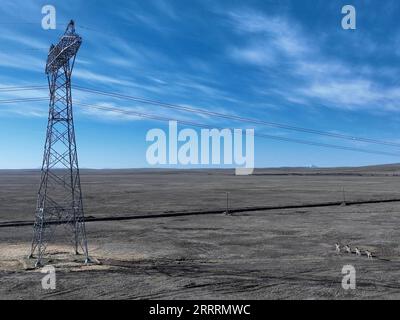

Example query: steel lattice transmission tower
[29,20,89,267]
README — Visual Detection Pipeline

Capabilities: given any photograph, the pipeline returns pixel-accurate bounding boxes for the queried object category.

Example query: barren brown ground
[1,167,400,299]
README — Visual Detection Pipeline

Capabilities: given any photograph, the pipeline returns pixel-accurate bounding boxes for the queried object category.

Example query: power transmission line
[0,97,48,104]
[73,85,400,148]
[1,85,400,149]
[74,102,400,158]
[0,96,398,157]
[0,85,47,92]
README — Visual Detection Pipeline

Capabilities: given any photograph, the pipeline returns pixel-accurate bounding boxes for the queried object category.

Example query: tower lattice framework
[30,20,89,267]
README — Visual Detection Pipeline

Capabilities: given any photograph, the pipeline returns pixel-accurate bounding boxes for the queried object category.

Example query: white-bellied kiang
[365,250,373,259]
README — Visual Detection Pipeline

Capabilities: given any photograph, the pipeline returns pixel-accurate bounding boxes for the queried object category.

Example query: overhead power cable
[0,85,47,92]
[1,97,398,157]
[1,85,399,150]
[73,85,400,148]
[75,102,400,158]
[0,97,48,104]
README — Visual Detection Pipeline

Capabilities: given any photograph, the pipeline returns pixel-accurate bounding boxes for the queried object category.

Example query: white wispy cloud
[151,0,178,20]
[228,10,310,60]
[0,31,47,49]
[0,104,47,118]
[226,8,400,112]
[230,43,276,66]
[77,102,143,121]
[0,52,43,72]
[74,69,134,87]
[114,0,178,35]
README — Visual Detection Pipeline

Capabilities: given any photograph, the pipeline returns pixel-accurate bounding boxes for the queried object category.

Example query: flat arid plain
[2,166,400,299]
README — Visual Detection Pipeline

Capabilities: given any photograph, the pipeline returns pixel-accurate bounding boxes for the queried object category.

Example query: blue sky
[1,0,400,169]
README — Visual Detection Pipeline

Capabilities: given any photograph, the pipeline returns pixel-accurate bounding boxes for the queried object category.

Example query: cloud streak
[226,8,400,112]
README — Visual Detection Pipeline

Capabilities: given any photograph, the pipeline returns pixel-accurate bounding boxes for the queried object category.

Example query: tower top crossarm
[45,20,82,74]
